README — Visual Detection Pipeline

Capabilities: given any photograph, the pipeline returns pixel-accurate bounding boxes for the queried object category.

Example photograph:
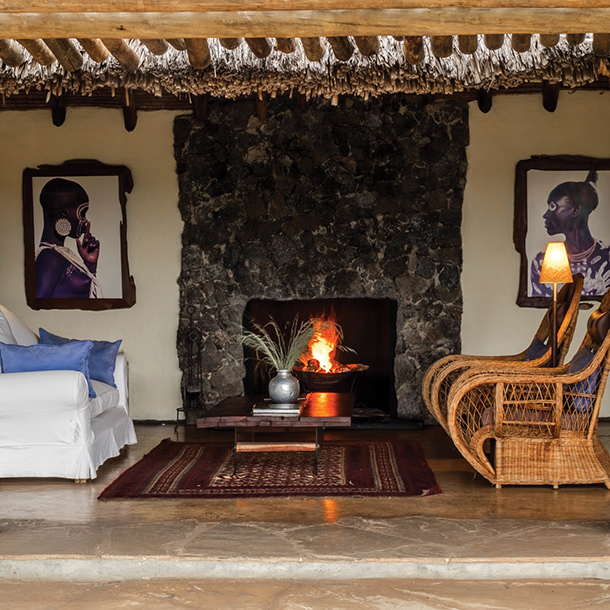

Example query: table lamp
[539,241,573,367]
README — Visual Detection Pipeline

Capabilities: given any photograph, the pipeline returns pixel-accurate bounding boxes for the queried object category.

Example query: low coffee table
[196,392,354,474]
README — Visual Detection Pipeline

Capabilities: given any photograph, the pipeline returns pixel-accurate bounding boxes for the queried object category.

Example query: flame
[310,335,334,372]
[304,315,341,373]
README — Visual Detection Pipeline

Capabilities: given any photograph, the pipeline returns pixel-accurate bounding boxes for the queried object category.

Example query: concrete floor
[2,422,610,608]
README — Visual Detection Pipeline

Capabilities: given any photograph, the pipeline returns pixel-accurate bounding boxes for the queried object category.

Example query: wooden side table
[197,392,354,474]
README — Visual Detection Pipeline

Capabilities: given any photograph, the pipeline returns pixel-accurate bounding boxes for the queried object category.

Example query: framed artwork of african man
[23,160,136,310]
[515,155,610,308]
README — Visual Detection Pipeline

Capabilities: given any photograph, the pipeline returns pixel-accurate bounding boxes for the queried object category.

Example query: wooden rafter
[43,38,82,71]
[77,38,109,63]
[300,37,325,61]
[16,38,55,65]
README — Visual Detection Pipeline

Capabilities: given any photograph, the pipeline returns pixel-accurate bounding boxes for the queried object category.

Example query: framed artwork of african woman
[515,155,610,308]
[23,160,136,310]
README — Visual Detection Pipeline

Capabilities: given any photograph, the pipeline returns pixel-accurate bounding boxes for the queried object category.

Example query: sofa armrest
[0,370,89,407]
[0,370,94,447]
[114,351,129,413]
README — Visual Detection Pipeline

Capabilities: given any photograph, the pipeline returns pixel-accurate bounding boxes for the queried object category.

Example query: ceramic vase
[268,369,300,404]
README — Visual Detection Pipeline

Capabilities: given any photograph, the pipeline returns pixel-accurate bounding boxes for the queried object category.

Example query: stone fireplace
[243,297,398,416]
[175,94,468,421]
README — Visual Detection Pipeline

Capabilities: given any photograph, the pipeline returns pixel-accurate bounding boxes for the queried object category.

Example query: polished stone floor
[2,578,610,609]
[2,422,610,608]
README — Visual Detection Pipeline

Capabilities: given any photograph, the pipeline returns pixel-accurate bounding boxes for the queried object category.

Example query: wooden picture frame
[23,159,136,310]
[514,155,610,308]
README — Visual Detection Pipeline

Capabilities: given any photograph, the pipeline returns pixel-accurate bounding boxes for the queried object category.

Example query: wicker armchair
[422,274,583,432]
[446,289,610,489]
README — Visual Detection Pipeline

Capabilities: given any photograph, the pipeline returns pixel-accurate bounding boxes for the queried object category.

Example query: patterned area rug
[98,438,442,500]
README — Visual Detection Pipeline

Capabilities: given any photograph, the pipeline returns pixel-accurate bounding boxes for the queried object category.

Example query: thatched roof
[0,35,608,103]
[2,3,610,106]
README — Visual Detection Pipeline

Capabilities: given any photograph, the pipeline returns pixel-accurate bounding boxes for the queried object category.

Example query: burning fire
[308,320,341,372]
[295,314,368,379]
[299,315,351,374]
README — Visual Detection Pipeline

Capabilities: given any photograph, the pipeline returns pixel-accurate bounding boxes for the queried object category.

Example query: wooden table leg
[315,427,319,476]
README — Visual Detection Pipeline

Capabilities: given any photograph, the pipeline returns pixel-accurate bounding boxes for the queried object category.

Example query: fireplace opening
[242,298,398,417]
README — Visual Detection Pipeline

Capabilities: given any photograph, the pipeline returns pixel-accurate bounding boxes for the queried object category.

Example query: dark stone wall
[174,95,468,419]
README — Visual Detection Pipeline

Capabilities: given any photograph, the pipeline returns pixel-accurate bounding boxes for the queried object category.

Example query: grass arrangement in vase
[241,317,314,404]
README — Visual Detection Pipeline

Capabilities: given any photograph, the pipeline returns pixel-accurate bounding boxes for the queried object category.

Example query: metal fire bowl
[294,365,369,392]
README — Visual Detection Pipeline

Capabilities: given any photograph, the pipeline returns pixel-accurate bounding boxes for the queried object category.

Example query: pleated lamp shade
[539,242,573,284]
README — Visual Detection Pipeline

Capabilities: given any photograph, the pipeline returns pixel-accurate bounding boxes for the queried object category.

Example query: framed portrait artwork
[23,159,136,310]
[514,155,610,308]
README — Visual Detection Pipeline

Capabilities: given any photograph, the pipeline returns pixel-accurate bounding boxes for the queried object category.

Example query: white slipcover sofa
[0,305,137,480]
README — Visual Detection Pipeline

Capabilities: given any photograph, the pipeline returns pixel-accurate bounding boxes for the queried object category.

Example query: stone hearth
[174,95,468,420]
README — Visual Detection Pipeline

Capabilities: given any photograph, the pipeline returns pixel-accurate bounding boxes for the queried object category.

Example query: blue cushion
[39,328,121,388]
[0,341,96,398]
[524,338,548,362]
[565,346,600,412]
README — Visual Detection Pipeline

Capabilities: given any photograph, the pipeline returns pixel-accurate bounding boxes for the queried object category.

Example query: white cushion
[90,380,120,418]
[0,305,39,346]
[0,310,16,345]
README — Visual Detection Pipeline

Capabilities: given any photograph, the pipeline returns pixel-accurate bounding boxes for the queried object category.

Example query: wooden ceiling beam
[539,33,560,47]
[328,36,355,61]
[167,38,187,51]
[101,38,140,70]
[16,38,55,65]
[0,38,25,66]
[593,33,610,55]
[300,37,326,61]
[353,36,379,57]
[49,93,66,126]
[511,33,532,52]
[122,87,137,131]
[566,33,586,46]
[140,38,169,55]
[5,10,610,39]
[43,38,83,71]
[245,37,273,58]
[184,37,211,69]
[457,34,478,54]
[542,80,560,112]
[77,38,109,62]
[430,35,453,58]
[218,37,242,49]
[275,37,297,53]
[402,36,425,64]
[192,93,208,121]
[477,88,493,113]
[483,33,505,49]
[5,1,610,11]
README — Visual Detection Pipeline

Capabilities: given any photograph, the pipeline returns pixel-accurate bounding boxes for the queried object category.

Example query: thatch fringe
[0,35,606,101]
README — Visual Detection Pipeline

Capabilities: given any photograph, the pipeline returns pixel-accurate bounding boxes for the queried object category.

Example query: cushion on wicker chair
[565,346,600,412]
[588,308,610,347]
[524,338,548,361]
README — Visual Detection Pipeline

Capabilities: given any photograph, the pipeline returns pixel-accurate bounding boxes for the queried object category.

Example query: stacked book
[252,400,304,416]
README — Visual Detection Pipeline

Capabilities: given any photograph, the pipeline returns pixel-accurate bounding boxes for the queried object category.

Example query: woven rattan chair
[446,288,610,489]
[422,274,583,432]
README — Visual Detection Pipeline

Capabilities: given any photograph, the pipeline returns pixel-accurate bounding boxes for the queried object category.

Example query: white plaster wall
[463,91,610,416]
[0,109,183,420]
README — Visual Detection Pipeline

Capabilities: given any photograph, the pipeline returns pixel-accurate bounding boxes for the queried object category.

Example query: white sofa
[0,305,137,480]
